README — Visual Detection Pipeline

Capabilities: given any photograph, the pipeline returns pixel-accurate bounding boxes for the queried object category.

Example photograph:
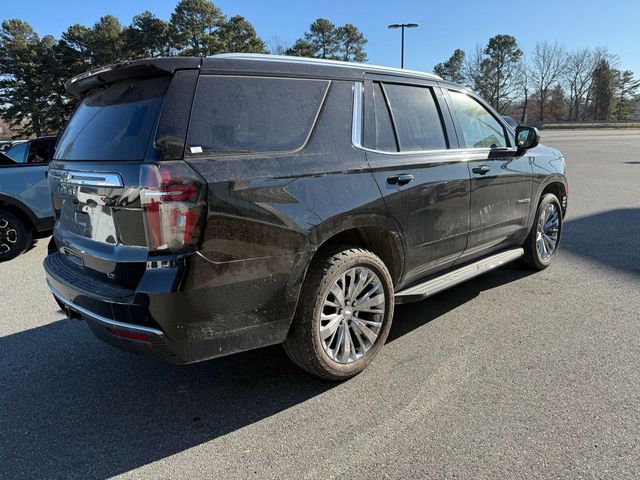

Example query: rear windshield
[55,76,169,161]
[186,76,329,155]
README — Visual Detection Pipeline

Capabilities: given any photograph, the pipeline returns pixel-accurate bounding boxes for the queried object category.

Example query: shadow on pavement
[2,209,637,479]
[1,324,333,479]
[1,263,537,480]
[561,208,640,277]
[389,263,535,342]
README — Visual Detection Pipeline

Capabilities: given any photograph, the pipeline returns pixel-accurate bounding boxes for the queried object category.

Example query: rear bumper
[47,280,181,363]
[44,249,306,364]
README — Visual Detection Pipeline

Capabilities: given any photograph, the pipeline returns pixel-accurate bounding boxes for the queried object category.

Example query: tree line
[2,1,638,138]
[0,0,366,138]
[434,36,639,123]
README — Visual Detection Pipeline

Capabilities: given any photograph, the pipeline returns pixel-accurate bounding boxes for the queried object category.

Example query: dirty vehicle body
[44,54,567,379]
[0,137,56,261]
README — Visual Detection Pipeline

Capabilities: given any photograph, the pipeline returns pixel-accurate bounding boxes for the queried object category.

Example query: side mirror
[515,126,540,151]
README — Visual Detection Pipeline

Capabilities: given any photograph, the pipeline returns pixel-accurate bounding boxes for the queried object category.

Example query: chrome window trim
[48,169,124,187]
[352,82,364,148]
[350,83,518,158]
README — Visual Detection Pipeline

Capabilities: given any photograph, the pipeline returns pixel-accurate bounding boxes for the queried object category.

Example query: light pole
[388,23,418,69]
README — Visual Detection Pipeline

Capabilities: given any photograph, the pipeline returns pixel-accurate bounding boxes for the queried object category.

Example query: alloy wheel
[536,203,560,261]
[0,218,18,255]
[319,266,386,364]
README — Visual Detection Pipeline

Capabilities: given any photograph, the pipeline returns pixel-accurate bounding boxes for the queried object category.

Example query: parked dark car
[44,54,567,380]
[0,137,56,261]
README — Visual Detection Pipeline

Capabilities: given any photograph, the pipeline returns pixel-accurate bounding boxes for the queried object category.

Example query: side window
[5,142,28,163]
[372,83,398,152]
[27,142,53,164]
[448,91,507,149]
[187,76,329,155]
[383,83,447,152]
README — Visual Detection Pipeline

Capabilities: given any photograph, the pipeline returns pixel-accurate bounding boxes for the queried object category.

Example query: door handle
[472,165,490,175]
[387,174,414,186]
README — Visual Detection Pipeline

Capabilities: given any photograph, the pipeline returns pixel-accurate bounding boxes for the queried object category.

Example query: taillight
[140,161,206,253]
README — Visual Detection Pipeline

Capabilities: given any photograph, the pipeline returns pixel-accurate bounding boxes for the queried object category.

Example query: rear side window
[372,83,398,152]
[55,76,170,161]
[448,91,507,149]
[27,141,54,164]
[383,83,447,152]
[187,76,329,155]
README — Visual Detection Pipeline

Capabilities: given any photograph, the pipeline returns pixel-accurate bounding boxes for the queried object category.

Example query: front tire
[284,247,395,381]
[523,194,562,270]
[0,210,31,262]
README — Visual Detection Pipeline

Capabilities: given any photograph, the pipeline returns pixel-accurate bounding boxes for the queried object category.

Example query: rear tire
[522,194,562,270]
[0,210,31,262]
[284,247,395,381]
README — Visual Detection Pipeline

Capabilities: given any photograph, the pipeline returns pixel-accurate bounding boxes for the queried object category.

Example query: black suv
[44,54,567,380]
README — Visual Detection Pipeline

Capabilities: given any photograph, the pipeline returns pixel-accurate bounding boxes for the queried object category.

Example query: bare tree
[530,41,567,121]
[565,48,593,120]
[266,35,290,55]
[516,56,530,123]
[463,44,488,94]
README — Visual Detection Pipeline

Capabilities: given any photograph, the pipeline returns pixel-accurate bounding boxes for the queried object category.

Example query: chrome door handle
[387,174,414,186]
[472,165,490,175]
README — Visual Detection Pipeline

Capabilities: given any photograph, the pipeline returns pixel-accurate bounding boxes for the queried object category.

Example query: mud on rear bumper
[47,280,185,363]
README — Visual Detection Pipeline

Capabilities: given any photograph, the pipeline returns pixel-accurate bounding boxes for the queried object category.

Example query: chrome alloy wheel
[320,266,386,364]
[536,203,560,261]
[0,218,18,255]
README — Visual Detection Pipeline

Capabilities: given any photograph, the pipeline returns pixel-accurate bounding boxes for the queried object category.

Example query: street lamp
[388,23,418,69]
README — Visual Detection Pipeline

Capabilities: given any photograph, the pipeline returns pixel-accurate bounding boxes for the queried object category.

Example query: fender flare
[0,193,39,227]
[290,212,406,292]
[527,174,568,228]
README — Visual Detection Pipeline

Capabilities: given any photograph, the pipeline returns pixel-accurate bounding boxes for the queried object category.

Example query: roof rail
[211,53,442,81]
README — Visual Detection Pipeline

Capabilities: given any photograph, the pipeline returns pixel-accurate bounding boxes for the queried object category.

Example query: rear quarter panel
[181,80,391,354]
[0,164,53,227]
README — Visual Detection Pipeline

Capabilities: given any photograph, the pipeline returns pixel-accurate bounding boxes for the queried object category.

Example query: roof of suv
[66,54,443,97]
[204,53,442,82]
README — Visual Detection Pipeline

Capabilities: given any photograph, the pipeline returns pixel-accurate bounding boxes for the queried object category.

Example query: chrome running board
[394,248,524,304]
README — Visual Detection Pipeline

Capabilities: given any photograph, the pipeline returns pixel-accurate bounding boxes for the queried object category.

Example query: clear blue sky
[3,0,639,74]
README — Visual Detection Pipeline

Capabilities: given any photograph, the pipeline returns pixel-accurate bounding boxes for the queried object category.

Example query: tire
[0,209,31,262]
[284,246,395,381]
[522,194,562,270]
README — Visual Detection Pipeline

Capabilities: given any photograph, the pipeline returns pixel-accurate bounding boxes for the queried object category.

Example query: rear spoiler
[65,57,202,98]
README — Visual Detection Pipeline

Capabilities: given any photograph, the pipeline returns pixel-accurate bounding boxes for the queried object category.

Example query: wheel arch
[539,179,567,216]
[527,175,568,230]
[0,194,37,231]
[305,214,405,284]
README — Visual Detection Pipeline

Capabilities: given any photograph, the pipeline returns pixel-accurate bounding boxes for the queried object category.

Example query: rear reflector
[108,328,150,342]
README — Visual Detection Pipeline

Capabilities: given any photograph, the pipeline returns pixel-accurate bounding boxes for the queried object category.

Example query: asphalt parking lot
[1,129,639,479]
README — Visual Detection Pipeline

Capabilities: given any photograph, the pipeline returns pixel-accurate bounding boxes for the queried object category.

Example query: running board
[394,248,524,304]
